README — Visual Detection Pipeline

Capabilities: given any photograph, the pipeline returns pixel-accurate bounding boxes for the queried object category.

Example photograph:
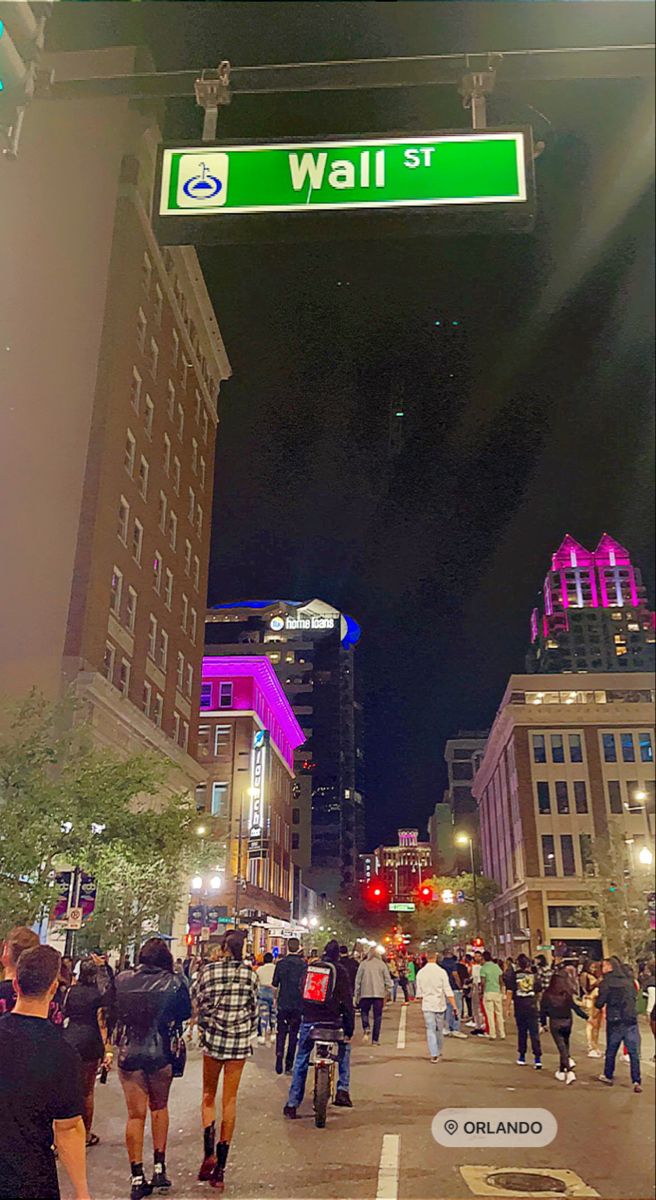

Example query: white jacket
[415,962,454,1013]
[354,957,393,1003]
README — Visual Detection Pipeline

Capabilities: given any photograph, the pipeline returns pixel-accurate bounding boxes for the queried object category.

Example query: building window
[110,566,123,616]
[163,433,171,476]
[200,683,212,709]
[573,780,588,813]
[144,395,154,438]
[136,307,146,351]
[158,491,167,531]
[148,337,159,378]
[153,693,163,728]
[102,642,115,681]
[569,733,583,763]
[147,614,158,660]
[154,284,163,327]
[184,540,192,576]
[214,725,232,758]
[124,430,136,478]
[181,358,189,390]
[173,457,181,495]
[532,734,546,764]
[164,568,173,611]
[126,586,137,634]
[176,652,184,691]
[561,834,576,876]
[164,383,174,424]
[639,732,654,762]
[158,628,168,672]
[602,733,617,762]
[536,781,550,815]
[292,807,300,825]
[152,551,162,594]
[168,510,177,550]
[219,682,233,708]
[211,782,229,817]
[542,835,556,876]
[555,781,570,815]
[131,519,143,564]
[173,712,180,743]
[177,403,184,440]
[118,658,131,697]
[191,438,198,474]
[188,487,195,522]
[131,367,142,413]
[190,608,197,644]
[202,410,208,443]
[142,251,152,295]
[193,556,200,591]
[292,832,300,850]
[199,457,206,488]
[185,663,193,698]
[142,680,152,717]
[579,833,593,873]
[196,505,203,537]
[607,780,623,814]
[182,721,189,751]
[172,328,180,366]
[197,725,210,757]
[181,593,189,633]
[138,455,149,500]
[620,733,635,763]
[550,734,565,764]
[118,496,129,545]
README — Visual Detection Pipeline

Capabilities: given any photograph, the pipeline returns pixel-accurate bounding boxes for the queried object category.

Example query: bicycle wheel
[314,1065,330,1128]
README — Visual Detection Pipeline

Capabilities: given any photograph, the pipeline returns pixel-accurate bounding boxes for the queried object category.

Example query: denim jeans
[604,1021,641,1084]
[516,1007,541,1061]
[423,1009,446,1058]
[287,1022,350,1109]
[360,997,384,1042]
[448,991,463,1032]
[258,989,275,1035]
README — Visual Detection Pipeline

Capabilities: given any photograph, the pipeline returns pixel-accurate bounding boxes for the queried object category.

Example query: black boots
[209,1142,230,1191]
[151,1150,171,1190]
[198,1123,216,1182]
[130,1162,153,1200]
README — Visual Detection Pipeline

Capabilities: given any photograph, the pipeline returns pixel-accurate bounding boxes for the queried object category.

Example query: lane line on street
[396,1004,407,1050]
[376,1133,400,1200]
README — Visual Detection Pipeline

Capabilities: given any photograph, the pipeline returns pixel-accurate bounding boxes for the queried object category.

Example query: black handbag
[169,1025,187,1078]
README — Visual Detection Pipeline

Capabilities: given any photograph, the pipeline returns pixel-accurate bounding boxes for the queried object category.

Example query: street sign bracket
[195,62,231,142]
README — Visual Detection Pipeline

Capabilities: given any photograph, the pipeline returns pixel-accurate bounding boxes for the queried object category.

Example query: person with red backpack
[283,940,355,1119]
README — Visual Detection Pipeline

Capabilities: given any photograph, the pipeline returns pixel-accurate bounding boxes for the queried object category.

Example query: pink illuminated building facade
[195,656,305,946]
[527,534,655,675]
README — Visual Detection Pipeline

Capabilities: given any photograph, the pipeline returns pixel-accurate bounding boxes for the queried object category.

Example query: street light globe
[300,917,309,927]
[209,875,222,889]
[634,790,647,802]
[455,833,469,847]
[309,916,319,928]
[639,846,653,866]
[459,919,467,928]
[196,826,206,836]
[191,876,203,891]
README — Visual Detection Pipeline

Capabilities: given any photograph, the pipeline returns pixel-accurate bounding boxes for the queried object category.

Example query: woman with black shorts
[62,957,112,1146]
[115,937,191,1200]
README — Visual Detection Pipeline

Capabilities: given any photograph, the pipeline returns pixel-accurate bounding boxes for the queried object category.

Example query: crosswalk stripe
[376,1133,400,1200]
[396,1004,407,1050]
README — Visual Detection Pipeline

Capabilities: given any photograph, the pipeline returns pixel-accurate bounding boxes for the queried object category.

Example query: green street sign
[389,901,416,912]
[155,129,533,244]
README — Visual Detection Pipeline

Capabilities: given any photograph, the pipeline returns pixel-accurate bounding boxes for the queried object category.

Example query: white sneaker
[452,1031,468,1039]
[566,1071,576,1085]
[465,1020,477,1027]
[588,1049,602,1058]
[555,1070,566,1081]
[443,1030,452,1036]
[257,1036,266,1045]
[362,1030,371,1043]
[568,1058,576,1068]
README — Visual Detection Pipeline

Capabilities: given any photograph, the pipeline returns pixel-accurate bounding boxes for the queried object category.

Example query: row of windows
[198,721,233,759]
[532,730,653,765]
[125,429,204,544]
[532,733,583,764]
[110,564,198,645]
[136,302,210,447]
[200,682,234,710]
[514,688,654,706]
[607,778,655,815]
[142,251,213,436]
[542,832,590,877]
[131,369,208,486]
[602,731,653,763]
[102,640,191,749]
[536,779,588,815]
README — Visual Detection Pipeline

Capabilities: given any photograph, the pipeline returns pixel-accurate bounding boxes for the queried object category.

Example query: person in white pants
[480,952,506,1039]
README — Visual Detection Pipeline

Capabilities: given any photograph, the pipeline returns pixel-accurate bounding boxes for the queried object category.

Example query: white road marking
[396,1004,407,1050]
[376,1133,400,1200]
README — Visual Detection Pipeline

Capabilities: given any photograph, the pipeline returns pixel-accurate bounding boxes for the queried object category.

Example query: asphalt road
[61,1002,655,1200]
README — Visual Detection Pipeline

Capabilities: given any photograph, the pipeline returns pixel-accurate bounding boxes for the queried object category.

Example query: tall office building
[0,47,230,949]
[443,731,488,869]
[527,534,655,674]
[205,599,364,896]
[472,672,655,959]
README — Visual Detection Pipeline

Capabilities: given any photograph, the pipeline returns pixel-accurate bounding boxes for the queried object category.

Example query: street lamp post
[456,833,480,936]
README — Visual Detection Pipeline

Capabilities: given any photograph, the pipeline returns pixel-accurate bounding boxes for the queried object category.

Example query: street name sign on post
[154,128,534,245]
[389,901,416,912]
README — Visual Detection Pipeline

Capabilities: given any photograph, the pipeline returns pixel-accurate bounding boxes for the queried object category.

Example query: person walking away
[0,924,40,1014]
[388,956,400,1002]
[595,956,642,1092]
[406,957,417,999]
[470,952,486,1034]
[502,958,515,1020]
[193,929,258,1190]
[461,953,474,1022]
[480,951,506,1039]
[539,969,587,1084]
[284,939,355,1118]
[439,950,467,1038]
[415,952,458,1062]
[354,947,393,1044]
[63,958,113,1147]
[506,953,543,1068]
[115,937,191,1199]
[256,952,276,1044]
[534,954,553,993]
[579,960,603,1057]
[397,960,410,1004]
[339,945,359,993]
[273,938,306,1074]
[0,945,89,1200]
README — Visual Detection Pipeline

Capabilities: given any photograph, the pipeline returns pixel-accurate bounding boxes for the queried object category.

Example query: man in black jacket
[284,939,355,1118]
[272,938,306,1075]
[338,945,359,994]
[596,956,642,1091]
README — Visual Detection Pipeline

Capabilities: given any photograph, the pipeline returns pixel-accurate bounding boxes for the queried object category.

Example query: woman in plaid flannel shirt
[193,929,258,1192]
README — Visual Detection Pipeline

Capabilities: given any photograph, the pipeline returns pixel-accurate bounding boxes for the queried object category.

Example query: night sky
[53,4,655,848]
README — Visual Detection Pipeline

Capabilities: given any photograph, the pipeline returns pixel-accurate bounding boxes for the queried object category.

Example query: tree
[407,873,499,949]
[573,820,654,965]
[0,692,195,948]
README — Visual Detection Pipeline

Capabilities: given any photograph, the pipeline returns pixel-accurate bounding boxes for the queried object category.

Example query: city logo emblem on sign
[176,151,229,208]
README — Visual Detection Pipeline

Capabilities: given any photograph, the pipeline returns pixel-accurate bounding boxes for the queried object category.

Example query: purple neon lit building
[527,533,655,674]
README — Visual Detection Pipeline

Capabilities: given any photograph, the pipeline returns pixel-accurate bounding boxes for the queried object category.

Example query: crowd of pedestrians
[0,922,653,1200]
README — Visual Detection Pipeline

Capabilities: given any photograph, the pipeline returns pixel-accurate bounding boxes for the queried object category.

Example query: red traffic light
[472,936,484,948]
[419,884,433,905]
[362,877,389,909]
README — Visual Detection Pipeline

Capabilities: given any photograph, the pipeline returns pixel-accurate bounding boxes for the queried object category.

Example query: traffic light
[472,936,484,949]
[419,884,433,905]
[0,2,51,155]
[363,877,388,909]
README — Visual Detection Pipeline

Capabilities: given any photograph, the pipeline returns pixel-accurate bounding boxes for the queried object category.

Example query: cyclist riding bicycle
[283,939,355,1119]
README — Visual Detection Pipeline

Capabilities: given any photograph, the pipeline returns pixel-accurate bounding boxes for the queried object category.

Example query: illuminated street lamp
[455,832,480,934]
[191,875,203,891]
[209,874,223,889]
[309,916,319,928]
[639,846,653,866]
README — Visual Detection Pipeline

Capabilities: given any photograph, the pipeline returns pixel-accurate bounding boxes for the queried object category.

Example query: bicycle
[309,1024,344,1128]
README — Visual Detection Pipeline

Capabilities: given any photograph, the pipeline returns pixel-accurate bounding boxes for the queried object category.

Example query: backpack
[303,960,336,1005]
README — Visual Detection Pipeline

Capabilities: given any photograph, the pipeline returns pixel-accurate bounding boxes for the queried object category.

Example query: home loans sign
[155,130,532,242]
